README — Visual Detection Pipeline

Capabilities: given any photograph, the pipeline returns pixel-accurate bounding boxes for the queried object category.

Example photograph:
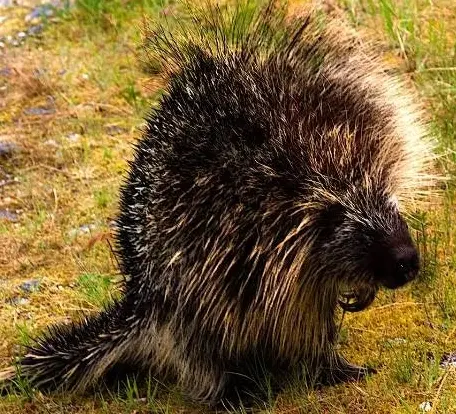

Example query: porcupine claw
[338,286,378,312]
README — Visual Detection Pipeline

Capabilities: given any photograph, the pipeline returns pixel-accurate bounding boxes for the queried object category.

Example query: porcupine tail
[1,298,139,394]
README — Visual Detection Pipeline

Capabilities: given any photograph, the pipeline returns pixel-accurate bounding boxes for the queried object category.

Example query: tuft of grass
[74,0,172,32]
[391,346,415,384]
[94,187,113,209]
[14,323,34,349]
[77,272,114,308]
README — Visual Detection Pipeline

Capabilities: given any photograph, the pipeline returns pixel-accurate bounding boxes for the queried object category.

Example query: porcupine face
[318,196,419,292]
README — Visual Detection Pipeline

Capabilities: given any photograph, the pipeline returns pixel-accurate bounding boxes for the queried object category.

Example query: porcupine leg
[169,347,255,406]
[317,352,376,385]
[178,364,229,406]
[1,299,137,393]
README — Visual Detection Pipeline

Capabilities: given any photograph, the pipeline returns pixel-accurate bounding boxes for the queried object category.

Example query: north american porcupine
[0,0,438,406]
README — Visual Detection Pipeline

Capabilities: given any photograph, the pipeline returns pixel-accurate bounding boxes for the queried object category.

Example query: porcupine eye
[316,203,345,242]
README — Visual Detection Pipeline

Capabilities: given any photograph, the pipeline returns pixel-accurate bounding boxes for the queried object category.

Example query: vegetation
[0,0,455,412]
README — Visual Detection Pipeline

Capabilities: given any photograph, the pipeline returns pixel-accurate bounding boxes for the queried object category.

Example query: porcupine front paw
[318,355,376,385]
[328,363,376,384]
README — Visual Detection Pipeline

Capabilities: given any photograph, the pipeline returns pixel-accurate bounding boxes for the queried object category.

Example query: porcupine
[0,0,437,406]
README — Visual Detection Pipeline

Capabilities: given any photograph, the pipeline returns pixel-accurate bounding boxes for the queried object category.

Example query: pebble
[419,401,432,412]
[24,106,55,116]
[0,176,19,186]
[19,279,41,294]
[387,337,407,345]
[68,223,97,238]
[27,24,43,36]
[17,31,26,38]
[0,209,18,221]
[0,66,11,76]
[105,125,125,136]
[0,141,19,157]
[44,138,58,147]
[66,132,80,142]
[25,4,54,23]
[10,297,29,306]
[440,352,456,368]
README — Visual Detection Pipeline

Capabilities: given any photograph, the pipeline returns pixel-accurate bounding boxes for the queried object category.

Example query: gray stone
[10,297,30,306]
[19,279,41,294]
[440,352,456,368]
[0,210,18,221]
[24,106,55,116]
[0,141,19,157]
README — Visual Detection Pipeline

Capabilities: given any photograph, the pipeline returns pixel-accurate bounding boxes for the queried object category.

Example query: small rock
[0,15,7,24]
[17,31,26,39]
[33,67,47,77]
[105,125,125,136]
[27,24,44,36]
[0,176,18,187]
[19,279,41,294]
[10,297,29,306]
[24,107,55,116]
[44,139,58,147]
[81,73,89,80]
[0,0,12,7]
[0,42,4,48]
[11,39,19,47]
[388,337,407,345]
[0,141,19,157]
[440,352,456,368]
[25,5,54,22]
[66,132,80,142]
[68,223,97,238]
[0,210,18,221]
[419,401,432,412]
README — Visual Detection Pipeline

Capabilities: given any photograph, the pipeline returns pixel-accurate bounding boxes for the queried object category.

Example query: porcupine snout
[382,244,420,289]
[369,214,420,290]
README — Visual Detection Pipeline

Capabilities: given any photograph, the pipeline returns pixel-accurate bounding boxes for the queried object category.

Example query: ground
[0,0,455,413]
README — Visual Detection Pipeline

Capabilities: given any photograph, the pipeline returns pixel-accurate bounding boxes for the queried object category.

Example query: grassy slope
[0,0,455,413]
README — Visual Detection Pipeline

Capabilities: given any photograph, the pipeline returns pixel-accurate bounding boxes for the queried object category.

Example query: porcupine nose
[392,245,420,285]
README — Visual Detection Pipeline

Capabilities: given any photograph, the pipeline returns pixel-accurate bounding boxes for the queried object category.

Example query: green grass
[0,0,455,413]
[77,272,115,308]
